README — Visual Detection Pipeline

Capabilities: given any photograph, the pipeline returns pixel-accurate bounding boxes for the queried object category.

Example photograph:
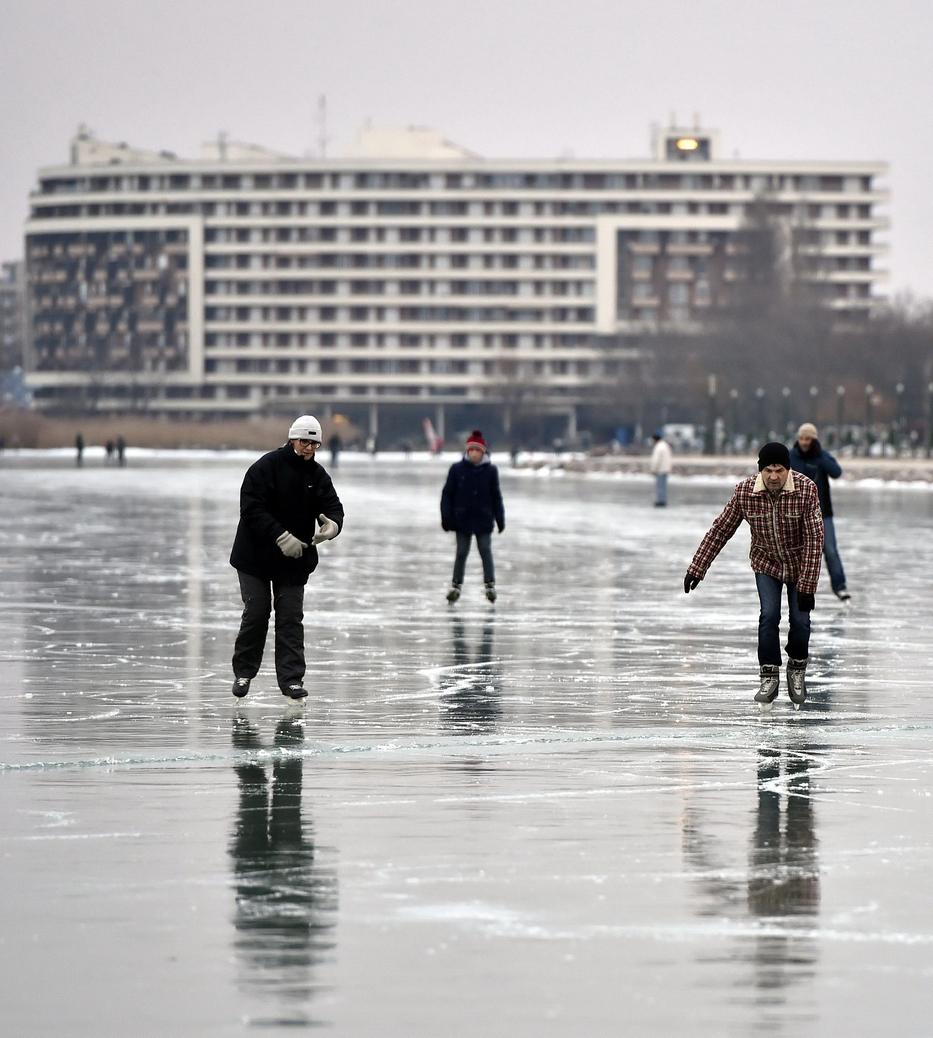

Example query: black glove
[797,591,815,612]
[683,572,701,593]
[497,522,505,534]
[441,520,451,532]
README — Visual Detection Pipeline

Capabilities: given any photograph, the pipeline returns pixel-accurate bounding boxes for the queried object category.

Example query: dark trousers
[453,531,495,585]
[755,572,810,666]
[822,516,847,593]
[232,571,305,689]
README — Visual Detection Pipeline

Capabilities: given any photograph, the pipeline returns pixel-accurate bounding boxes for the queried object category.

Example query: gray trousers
[232,571,305,689]
[453,531,495,585]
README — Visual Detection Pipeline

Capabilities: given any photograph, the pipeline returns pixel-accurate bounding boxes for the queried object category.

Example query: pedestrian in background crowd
[649,430,673,507]
[790,422,850,602]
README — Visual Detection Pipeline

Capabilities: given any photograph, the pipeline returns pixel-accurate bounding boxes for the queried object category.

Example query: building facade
[1,260,25,373]
[23,125,888,437]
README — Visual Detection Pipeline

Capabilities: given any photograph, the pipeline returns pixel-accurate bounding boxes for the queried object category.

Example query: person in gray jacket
[789,422,850,602]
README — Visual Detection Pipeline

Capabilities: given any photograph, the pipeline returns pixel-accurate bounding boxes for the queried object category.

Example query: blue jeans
[453,531,495,585]
[822,516,847,593]
[755,572,810,666]
[655,473,668,505]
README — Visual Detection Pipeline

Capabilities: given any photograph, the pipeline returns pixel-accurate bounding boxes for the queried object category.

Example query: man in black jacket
[441,429,505,603]
[229,415,344,699]
[789,422,850,602]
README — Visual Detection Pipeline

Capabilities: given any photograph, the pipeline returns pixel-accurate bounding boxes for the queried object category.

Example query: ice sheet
[2,455,933,1034]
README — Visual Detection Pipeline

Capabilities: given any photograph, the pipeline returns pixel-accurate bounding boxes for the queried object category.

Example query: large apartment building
[23,124,888,437]
[1,260,25,373]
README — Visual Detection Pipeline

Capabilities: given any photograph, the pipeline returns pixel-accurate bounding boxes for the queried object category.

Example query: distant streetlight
[895,381,905,454]
[836,385,846,446]
[729,388,739,449]
[705,374,718,456]
[927,382,933,459]
[864,384,874,456]
[755,386,766,442]
[781,386,791,438]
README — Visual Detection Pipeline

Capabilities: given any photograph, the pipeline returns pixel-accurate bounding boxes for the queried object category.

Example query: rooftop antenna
[316,94,330,158]
[217,130,228,161]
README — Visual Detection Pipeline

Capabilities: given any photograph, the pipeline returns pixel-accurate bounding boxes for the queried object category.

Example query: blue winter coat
[441,456,505,535]
[789,439,842,517]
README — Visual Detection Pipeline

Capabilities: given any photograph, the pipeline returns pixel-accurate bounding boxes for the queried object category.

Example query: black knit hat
[758,441,791,470]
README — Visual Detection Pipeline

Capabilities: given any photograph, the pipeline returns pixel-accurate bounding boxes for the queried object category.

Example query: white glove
[275,531,307,558]
[311,513,339,546]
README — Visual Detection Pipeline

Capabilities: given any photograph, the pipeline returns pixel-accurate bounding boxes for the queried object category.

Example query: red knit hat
[465,429,487,452]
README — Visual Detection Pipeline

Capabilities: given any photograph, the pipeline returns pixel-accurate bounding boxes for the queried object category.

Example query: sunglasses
[297,439,320,448]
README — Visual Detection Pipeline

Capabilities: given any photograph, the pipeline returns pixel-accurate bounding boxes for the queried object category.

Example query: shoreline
[3,446,933,486]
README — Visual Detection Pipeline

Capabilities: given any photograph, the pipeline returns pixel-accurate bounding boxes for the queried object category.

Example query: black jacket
[789,439,842,517]
[230,446,344,584]
[441,457,505,535]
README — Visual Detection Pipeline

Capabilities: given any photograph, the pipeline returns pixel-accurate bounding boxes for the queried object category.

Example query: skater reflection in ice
[229,714,337,1025]
[747,747,820,993]
[680,745,820,1009]
[440,615,502,733]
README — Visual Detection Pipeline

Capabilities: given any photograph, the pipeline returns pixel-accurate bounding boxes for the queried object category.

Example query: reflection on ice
[229,714,337,1027]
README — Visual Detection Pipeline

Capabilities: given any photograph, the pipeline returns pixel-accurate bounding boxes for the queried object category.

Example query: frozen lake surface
[2,453,933,1035]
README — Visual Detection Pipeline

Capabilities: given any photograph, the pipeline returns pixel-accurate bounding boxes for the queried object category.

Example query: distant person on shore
[116,435,126,466]
[683,442,823,709]
[105,439,115,463]
[649,430,673,506]
[229,415,344,701]
[441,429,505,604]
[328,433,341,468]
[790,422,850,602]
[75,432,84,467]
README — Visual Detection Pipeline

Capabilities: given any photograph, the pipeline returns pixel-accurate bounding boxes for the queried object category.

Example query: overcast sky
[1,0,930,297]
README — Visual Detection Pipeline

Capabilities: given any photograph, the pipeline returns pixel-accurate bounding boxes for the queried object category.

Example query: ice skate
[754,665,780,712]
[446,583,461,603]
[232,677,251,698]
[484,582,497,603]
[281,683,308,700]
[787,658,808,709]
[834,588,851,603]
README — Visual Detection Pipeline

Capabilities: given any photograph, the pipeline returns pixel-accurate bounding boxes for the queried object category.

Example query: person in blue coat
[441,430,505,603]
[789,422,850,601]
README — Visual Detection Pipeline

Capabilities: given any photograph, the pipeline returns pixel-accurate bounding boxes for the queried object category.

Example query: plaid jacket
[689,470,824,593]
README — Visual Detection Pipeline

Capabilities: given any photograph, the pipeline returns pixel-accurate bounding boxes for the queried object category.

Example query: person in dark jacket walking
[229,415,344,700]
[790,422,850,602]
[441,430,505,603]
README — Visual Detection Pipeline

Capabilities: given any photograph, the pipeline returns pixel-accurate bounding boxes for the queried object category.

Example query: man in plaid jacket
[683,442,824,708]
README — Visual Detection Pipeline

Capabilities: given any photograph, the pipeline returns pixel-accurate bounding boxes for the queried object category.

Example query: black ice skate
[281,683,308,700]
[484,582,497,603]
[754,665,780,711]
[232,677,251,698]
[834,588,851,602]
[787,658,808,709]
[446,583,461,603]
